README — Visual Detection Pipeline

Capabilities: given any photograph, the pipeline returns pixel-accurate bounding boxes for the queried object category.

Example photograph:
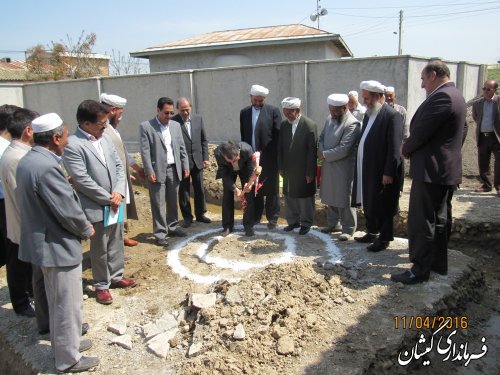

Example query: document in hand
[103,203,125,227]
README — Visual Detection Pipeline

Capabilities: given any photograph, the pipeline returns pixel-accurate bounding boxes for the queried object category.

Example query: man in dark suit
[64,100,136,306]
[472,79,500,195]
[240,84,282,229]
[391,61,466,284]
[17,113,99,373]
[277,97,318,235]
[140,97,190,247]
[172,97,211,227]
[352,81,403,252]
[214,141,256,236]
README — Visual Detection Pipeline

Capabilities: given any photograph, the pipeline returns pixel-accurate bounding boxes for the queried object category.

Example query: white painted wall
[0,84,24,107]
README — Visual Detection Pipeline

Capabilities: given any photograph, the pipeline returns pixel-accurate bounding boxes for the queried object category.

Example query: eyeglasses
[482,87,495,92]
[163,111,175,115]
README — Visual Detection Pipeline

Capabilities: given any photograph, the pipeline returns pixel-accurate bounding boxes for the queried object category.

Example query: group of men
[0,60,495,372]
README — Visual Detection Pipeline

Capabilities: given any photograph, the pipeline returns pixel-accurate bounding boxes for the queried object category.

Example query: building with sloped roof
[131,24,353,73]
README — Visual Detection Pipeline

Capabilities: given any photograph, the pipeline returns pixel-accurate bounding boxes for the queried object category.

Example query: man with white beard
[318,94,360,240]
[352,81,403,252]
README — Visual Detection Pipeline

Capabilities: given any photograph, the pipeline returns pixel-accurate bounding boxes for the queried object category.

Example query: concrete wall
[149,41,343,73]
[0,84,24,107]
[19,55,483,151]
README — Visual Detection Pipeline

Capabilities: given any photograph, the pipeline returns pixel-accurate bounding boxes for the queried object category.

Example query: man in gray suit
[63,100,136,306]
[172,97,211,227]
[140,97,190,247]
[318,94,360,241]
[16,113,99,373]
[472,79,500,195]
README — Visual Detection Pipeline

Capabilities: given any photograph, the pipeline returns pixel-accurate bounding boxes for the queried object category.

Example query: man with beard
[101,93,144,247]
[352,81,402,252]
[63,100,136,305]
[391,61,466,284]
[240,84,282,229]
[277,97,318,235]
[347,91,366,123]
[318,94,360,240]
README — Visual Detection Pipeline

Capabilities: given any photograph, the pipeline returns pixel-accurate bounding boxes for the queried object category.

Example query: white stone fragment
[108,323,127,335]
[191,293,217,309]
[111,334,132,350]
[233,323,246,340]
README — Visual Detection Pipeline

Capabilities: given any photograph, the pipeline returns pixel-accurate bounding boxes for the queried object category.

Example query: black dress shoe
[284,223,300,232]
[182,219,192,228]
[320,226,335,234]
[354,233,378,243]
[168,228,186,237]
[196,216,212,224]
[390,270,429,284]
[245,227,255,237]
[58,356,100,373]
[155,238,169,247]
[367,239,389,252]
[299,226,310,235]
[16,303,36,318]
[431,266,448,276]
[79,339,92,352]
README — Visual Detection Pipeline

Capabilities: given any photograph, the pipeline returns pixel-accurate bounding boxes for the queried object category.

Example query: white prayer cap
[360,80,386,94]
[281,97,301,109]
[100,93,127,108]
[31,113,63,133]
[250,84,269,97]
[348,90,358,98]
[327,94,349,107]
[385,86,395,93]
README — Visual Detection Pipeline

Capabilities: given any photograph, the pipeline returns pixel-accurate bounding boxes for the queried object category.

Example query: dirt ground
[1,174,498,375]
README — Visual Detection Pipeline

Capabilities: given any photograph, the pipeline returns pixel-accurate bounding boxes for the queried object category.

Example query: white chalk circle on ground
[167,225,343,284]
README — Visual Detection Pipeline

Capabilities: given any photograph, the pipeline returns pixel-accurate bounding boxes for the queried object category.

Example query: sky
[1,0,499,70]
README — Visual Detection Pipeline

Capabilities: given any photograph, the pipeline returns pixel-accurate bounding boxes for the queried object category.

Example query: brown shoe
[96,289,113,305]
[124,238,138,247]
[474,186,492,193]
[111,278,137,288]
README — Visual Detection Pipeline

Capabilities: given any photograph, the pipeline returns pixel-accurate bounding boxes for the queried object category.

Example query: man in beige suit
[472,80,500,195]
[100,93,144,246]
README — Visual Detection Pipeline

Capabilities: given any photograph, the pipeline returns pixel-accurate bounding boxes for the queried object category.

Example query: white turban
[360,80,386,94]
[100,93,127,108]
[31,113,63,133]
[348,90,359,98]
[327,94,349,106]
[385,86,395,93]
[250,84,269,97]
[281,97,301,109]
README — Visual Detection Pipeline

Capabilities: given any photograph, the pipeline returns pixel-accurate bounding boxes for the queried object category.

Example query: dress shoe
[320,226,336,234]
[15,303,36,318]
[299,226,310,235]
[168,228,187,237]
[182,219,193,228]
[367,239,389,252]
[221,228,232,236]
[96,289,113,305]
[474,186,492,193]
[354,233,378,243]
[111,278,137,288]
[156,238,169,247]
[391,270,429,285]
[244,227,255,237]
[267,221,277,230]
[338,233,351,241]
[40,322,89,336]
[196,216,212,224]
[431,266,448,276]
[79,339,92,353]
[124,237,138,247]
[58,356,100,373]
[284,223,300,232]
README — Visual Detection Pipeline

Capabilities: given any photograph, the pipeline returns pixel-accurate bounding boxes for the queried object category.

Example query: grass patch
[487,66,500,81]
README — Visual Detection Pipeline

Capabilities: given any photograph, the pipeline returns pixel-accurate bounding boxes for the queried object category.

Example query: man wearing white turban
[240,84,282,229]
[318,94,361,240]
[278,97,318,235]
[352,81,403,252]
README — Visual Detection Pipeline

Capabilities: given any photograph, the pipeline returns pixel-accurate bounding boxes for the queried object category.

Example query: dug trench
[0,151,498,374]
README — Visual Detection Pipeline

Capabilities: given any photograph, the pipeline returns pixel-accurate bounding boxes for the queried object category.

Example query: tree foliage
[26,31,105,80]
[109,49,145,76]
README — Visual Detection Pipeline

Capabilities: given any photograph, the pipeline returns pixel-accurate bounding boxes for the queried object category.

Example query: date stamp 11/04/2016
[396,316,488,368]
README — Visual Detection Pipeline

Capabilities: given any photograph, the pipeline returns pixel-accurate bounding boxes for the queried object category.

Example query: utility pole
[398,9,403,55]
